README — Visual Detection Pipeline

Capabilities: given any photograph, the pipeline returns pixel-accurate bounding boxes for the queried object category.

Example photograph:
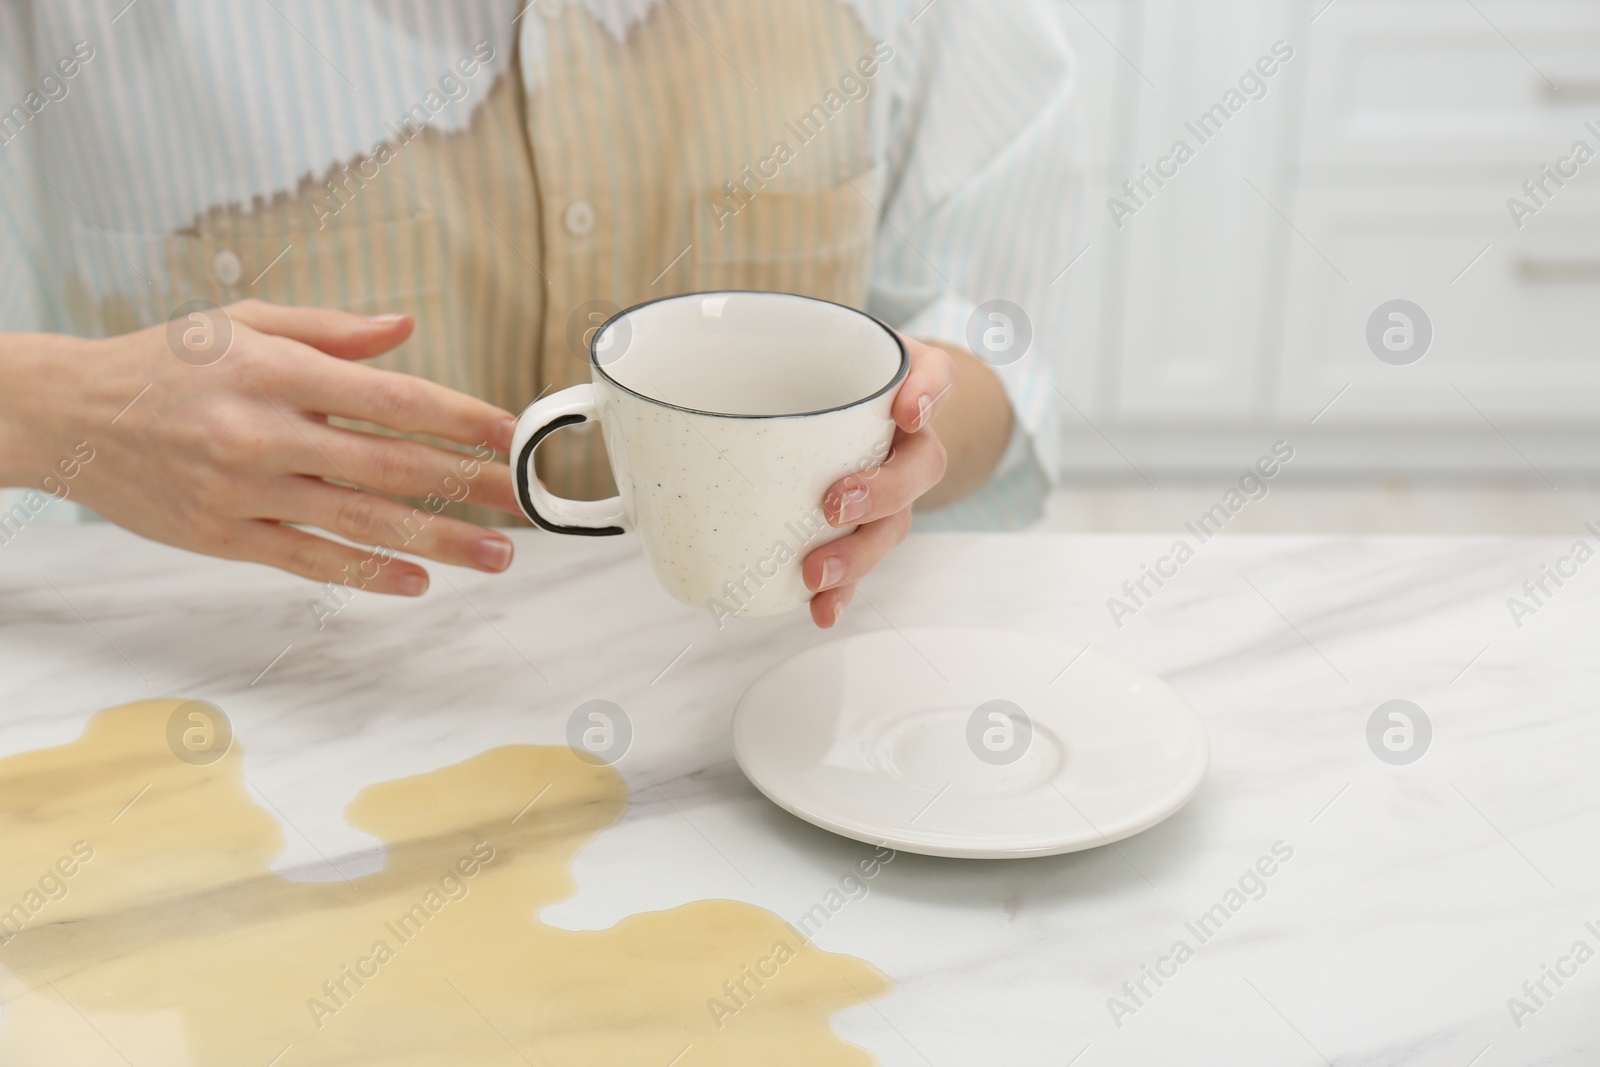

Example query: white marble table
[2,526,1597,1065]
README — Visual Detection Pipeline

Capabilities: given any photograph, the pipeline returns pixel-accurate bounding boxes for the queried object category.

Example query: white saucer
[732,628,1209,859]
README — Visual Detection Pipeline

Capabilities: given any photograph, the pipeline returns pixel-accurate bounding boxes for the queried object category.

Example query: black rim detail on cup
[515,414,625,537]
[589,290,910,420]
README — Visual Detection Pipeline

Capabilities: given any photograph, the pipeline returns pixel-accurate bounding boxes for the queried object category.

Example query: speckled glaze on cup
[511,291,907,619]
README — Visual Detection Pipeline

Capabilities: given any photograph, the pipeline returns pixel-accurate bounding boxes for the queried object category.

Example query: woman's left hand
[802,337,955,628]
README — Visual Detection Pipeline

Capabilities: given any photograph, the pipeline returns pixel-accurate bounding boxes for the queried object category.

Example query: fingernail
[911,389,943,432]
[496,417,518,452]
[831,596,848,627]
[818,556,844,591]
[367,313,406,325]
[836,489,869,525]
[476,536,513,573]
[396,572,428,596]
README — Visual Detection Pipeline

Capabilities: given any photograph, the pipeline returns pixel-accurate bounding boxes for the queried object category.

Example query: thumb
[226,300,415,361]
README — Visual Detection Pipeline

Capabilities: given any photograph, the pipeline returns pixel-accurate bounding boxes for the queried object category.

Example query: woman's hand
[0,300,523,596]
[801,335,1013,628]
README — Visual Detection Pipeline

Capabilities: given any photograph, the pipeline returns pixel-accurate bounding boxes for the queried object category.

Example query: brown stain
[0,700,889,1066]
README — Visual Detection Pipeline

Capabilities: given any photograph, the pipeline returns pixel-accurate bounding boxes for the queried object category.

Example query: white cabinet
[1055,0,1600,476]
[1106,0,1301,422]
[1053,0,1137,424]
[1277,188,1600,424]
[1300,1,1600,173]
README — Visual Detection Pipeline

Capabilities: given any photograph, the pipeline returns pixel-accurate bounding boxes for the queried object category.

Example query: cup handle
[510,384,627,536]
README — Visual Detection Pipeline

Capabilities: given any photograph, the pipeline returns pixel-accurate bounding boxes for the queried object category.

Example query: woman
[0,0,1078,627]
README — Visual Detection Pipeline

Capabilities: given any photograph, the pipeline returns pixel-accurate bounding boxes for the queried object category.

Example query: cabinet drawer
[1302,0,1600,172]
[1276,187,1600,423]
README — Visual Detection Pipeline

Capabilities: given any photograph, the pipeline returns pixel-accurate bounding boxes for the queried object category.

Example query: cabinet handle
[1515,257,1600,282]
[1541,80,1600,103]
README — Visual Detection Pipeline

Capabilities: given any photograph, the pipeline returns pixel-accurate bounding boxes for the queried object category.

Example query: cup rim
[589,290,910,420]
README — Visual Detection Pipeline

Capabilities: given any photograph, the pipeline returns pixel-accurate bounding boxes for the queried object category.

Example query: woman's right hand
[0,300,523,596]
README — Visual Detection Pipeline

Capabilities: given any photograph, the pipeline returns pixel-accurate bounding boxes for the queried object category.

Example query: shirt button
[212,249,243,287]
[563,201,596,236]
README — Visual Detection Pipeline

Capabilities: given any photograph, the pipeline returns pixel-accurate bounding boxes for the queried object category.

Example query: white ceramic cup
[511,291,908,621]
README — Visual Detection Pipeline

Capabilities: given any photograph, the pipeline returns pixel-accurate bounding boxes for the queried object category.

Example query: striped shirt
[0,0,1081,530]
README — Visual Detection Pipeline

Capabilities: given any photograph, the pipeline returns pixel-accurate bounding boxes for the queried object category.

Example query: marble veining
[1,527,1597,1065]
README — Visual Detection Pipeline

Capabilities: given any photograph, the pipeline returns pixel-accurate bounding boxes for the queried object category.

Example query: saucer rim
[732,627,1210,860]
